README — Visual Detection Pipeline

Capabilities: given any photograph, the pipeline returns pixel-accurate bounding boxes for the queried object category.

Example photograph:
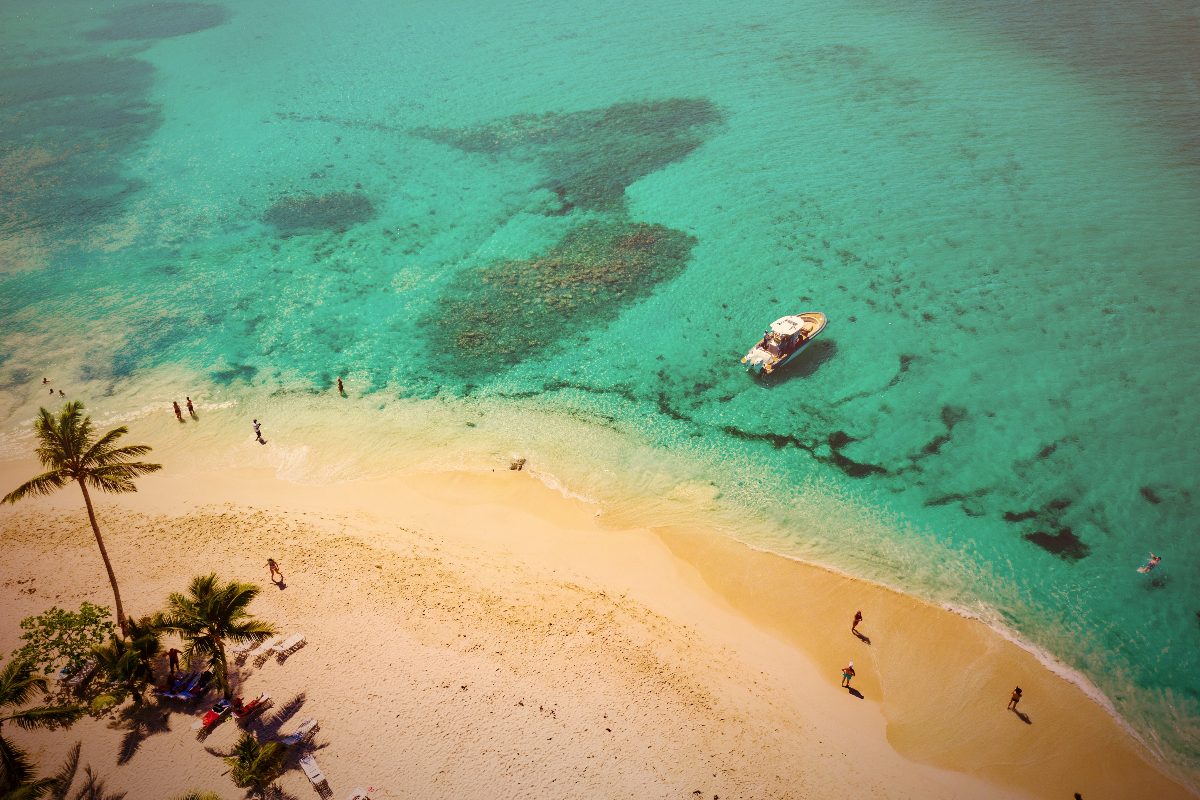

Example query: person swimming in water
[1137,553,1161,573]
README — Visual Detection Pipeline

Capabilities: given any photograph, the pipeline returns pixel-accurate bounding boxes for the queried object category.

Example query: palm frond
[2,778,55,800]
[89,444,156,468]
[78,428,129,467]
[0,733,37,794]
[1,470,70,505]
[0,659,49,708]
[5,705,84,732]
[47,742,80,800]
[69,766,125,800]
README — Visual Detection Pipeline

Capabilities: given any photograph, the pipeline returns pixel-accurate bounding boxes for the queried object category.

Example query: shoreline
[0,454,1193,798]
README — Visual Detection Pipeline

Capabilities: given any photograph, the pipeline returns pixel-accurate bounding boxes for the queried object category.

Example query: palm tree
[91,618,161,706]
[0,741,79,800]
[0,659,83,795]
[224,732,288,798]
[154,575,275,700]
[2,403,161,635]
[170,793,222,800]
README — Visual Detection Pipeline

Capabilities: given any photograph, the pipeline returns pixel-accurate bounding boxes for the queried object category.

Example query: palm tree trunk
[216,640,231,700]
[78,480,128,636]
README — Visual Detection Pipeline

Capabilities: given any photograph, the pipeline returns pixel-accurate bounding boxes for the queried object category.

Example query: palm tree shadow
[113,703,172,765]
[251,692,308,739]
[264,786,302,800]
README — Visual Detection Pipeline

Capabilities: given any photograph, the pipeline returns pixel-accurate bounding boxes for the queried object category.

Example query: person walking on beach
[267,558,283,583]
[840,661,855,688]
[1007,686,1022,710]
[852,610,862,633]
[337,377,344,395]
[252,419,264,444]
[42,377,49,385]
[168,647,181,676]
[173,401,183,421]
[186,396,195,416]
[58,389,64,397]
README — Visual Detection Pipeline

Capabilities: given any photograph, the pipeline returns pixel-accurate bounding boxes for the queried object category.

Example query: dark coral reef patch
[425,220,695,379]
[85,2,230,41]
[262,191,375,235]
[0,57,160,240]
[413,98,722,211]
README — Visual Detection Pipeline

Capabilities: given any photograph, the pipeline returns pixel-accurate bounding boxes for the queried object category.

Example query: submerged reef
[0,57,160,242]
[413,98,722,211]
[426,220,695,379]
[262,191,376,235]
[85,2,230,41]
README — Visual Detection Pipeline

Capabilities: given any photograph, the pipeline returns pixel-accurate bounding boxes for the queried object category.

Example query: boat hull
[742,311,827,374]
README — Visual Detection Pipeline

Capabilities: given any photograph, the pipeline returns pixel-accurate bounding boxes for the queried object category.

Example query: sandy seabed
[0,459,1193,800]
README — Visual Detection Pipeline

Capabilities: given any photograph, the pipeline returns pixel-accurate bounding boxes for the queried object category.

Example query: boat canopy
[769,316,805,336]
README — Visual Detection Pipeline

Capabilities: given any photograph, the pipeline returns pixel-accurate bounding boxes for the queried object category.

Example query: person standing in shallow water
[1007,686,1022,710]
[336,377,344,395]
[186,397,195,416]
[173,401,183,421]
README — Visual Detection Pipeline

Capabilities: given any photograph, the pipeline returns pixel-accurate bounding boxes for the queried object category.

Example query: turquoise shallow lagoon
[2,0,1198,782]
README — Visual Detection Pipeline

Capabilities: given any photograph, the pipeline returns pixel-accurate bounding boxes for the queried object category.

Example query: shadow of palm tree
[252,692,308,738]
[112,703,172,765]
[264,786,302,800]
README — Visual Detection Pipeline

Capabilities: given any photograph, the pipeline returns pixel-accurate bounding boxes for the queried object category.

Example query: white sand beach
[0,452,1193,800]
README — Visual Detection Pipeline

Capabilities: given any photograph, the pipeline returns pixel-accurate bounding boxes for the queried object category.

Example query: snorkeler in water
[1137,553,1161,573]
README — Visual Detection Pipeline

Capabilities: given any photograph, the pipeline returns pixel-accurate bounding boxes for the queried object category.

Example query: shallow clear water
[2,0,1198,781]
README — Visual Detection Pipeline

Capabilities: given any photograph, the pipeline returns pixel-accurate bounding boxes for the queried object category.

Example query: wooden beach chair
[280,717,319,745]
[274,632,307,662]
[300,754,328,787]
[251,636,282,667]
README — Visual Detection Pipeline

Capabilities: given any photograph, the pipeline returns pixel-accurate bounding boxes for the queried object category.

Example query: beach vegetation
[170,794,222,800]
[12,604,113,680]
[0,658,84,795]
[90,617,161,708]
[2,402,162,635]
[0,740,80,800]
[153,574,275,700]
[224,731,288,797]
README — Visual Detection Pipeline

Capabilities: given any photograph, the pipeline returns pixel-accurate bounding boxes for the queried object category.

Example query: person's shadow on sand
[1011,708,1032,724]
[272,578,287,591]
[852,630,872,645]
[847,687,864,699]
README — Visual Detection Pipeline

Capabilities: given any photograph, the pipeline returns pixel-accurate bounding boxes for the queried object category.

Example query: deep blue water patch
[85,2,230,41]
[413,98,723,211]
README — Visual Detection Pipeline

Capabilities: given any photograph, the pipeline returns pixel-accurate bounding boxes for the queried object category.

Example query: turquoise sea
[2,0,1198,784]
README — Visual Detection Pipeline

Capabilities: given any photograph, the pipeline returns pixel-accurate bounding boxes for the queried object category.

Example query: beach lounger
[230,639,258,664]
[232,692,271,721]
[191,699,231,731]
[62,661,99,691]
[274,632,307,662]
[251,636,282,667]
[300,755,327,787]
[279,717,319,745]
[155,671,196,698]
[177,670,213,700]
